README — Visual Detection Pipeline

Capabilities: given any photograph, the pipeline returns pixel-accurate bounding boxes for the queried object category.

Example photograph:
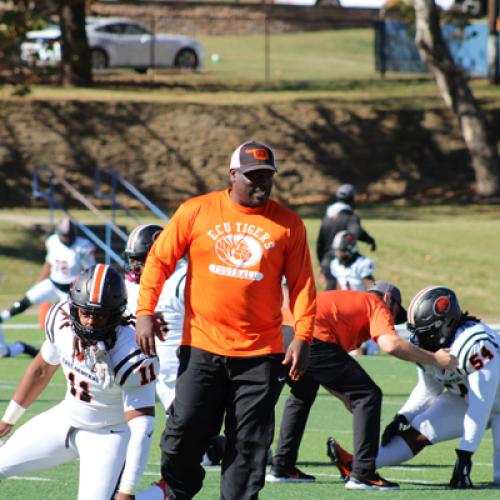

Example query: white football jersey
[330,254,375,290]
[126,261,187,347]
[45,234,96,285]
[400,320,500,452]
[40,301,157,429]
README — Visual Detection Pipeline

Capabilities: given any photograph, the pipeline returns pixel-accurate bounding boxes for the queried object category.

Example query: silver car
[21,17,204,70]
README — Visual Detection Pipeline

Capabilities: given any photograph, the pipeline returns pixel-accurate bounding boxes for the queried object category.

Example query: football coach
[135,140,316,500]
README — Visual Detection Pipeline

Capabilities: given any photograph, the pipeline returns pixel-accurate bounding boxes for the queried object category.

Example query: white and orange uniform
[25,234,96,304]
[330,254,375,291]
[136,189,316,356]
[378,321,500,483]
[0,301,158,499]
[126,260,187,409]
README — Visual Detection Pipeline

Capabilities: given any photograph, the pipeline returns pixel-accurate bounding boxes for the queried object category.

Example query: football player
[329,230,375,291]
[328,230,378,356]
[327,285,500,488]
[0,218,96,323]
[124,223,187,410]
[0,264,158,499]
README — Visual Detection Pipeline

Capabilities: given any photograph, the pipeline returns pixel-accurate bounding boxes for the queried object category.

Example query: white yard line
[2,324,42,330]
[7,476,52,481]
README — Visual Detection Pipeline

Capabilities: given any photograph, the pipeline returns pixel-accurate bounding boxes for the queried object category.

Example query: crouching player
[328,286,500,488]
[0,264,158,499]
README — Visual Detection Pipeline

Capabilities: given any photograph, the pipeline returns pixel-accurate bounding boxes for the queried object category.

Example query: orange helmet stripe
[90,264,107,304]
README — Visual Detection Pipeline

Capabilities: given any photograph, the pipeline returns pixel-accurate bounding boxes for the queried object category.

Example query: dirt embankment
[1,99,498,209]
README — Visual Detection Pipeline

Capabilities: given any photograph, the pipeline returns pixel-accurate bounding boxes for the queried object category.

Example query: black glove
[449,449,473,489]
[370,239,377,252]
[381,414,408,446]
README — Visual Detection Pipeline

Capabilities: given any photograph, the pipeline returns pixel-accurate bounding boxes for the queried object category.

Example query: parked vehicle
[20,17,204,70]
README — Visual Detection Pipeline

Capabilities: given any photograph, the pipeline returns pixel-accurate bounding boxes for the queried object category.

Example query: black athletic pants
[160,346,286,500]
[273,339,382,477]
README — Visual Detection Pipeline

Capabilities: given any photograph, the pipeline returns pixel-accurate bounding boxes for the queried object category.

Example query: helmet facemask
[69,264,127,351]
[70,304,123,350]
[125,254,146,284]
[124,224,163,284]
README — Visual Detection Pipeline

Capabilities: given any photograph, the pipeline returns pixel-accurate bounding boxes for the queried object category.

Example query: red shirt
[314,290,397,352]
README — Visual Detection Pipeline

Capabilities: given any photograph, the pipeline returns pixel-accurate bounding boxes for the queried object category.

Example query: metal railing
[33,165,169,268]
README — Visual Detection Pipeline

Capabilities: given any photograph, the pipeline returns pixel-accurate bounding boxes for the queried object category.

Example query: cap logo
[434,296,450,315]
[245,148,270,161]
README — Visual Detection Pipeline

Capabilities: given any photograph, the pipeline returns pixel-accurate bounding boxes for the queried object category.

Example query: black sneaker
[20,342,39,358]
[326,437,353,480]
[345,472,399,490]
[265,465,316,483]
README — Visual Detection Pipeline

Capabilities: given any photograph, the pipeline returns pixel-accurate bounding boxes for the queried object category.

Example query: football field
[0,317,497,499]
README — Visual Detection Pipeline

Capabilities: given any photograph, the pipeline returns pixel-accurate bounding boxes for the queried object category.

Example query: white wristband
[2,400,26,425]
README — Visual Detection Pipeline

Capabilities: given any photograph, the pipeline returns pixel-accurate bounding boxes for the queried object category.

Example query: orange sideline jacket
[137,189,316,356]
[313,290,397,352]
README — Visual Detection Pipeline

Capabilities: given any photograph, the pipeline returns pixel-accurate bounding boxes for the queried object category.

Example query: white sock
[376,436,415,467]
[135,484,165,500]
[0,311,10,321]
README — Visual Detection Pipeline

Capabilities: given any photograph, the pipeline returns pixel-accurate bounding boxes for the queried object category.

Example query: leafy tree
[414,0,499,197]
[0,0,91,88]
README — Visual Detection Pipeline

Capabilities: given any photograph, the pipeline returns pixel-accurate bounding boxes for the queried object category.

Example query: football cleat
[345,472,399,490]
[265,465,316,482]
[326,437,353,479]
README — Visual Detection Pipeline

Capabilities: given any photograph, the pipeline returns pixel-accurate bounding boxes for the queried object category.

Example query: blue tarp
[374,21,494,77]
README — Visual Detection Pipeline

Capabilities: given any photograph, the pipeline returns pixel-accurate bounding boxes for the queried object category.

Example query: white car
[20,17,204,70]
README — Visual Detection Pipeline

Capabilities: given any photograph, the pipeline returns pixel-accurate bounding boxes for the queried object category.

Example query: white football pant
[25,278,69,305]
[408,392,500,483]
[0,403,130,500]
[155,339,179,409]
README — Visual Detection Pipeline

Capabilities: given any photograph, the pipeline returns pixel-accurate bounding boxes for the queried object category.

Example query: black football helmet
[124,224,163,282]
[69,264,127,349]
[332,230,357,264]
[56,218,77,246]
[407,286,462,352]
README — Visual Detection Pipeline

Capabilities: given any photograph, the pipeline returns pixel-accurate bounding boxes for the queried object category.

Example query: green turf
[0,322,497,498]
[0,205,499,496]
[197,29,376,82]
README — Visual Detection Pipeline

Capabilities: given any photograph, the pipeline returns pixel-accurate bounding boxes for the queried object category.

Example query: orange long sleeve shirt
[137,189,316,357]
[314,290,397,352]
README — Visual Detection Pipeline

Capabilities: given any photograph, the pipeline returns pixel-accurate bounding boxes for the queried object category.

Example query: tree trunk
[414,0,499,197]
[60,0,91,87]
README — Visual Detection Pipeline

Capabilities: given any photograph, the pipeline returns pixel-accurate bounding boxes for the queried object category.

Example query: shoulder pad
[453,324,499,374]
[45,301,70,343]
[112,330,159,387]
